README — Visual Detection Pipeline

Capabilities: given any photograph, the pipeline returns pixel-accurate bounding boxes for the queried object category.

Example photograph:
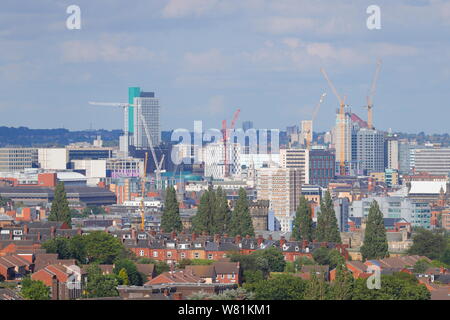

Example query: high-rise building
[204,142,241,179]
[279,148,309,184]
[334,197,350,232]
[242,121,254,132]
[398,140,412,174]
[300,120,312,147]
[0,148,38,172]
[309,149,335,187]
[332,109,352,173]
[356,128,385,174]
[412,147,450,175]
[133,91,160,149]
[385,137,399,170]
[256,167,303,232]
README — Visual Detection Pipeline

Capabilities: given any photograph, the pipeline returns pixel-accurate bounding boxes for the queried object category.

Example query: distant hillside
[0,126,122,147]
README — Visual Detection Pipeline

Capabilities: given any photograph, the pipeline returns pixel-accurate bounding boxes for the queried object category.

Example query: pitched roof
[136,264,155,276]
[185,265,215,278]
[213,262,240,274]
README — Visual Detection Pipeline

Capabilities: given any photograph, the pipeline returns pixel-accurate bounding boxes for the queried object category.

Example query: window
[167,251,172,258]
[208,254,213,260]
[139,250,144,257]
[153,251,158,258]
[194,253,200,259]
[180,252,186,259]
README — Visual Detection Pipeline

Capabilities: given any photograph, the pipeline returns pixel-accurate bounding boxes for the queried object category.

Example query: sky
[1,0,450,133]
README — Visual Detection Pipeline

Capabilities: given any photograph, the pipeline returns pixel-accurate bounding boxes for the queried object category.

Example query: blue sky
[1,0,450,133]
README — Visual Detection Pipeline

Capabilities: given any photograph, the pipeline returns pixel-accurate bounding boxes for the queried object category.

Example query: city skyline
[1,0,450,133]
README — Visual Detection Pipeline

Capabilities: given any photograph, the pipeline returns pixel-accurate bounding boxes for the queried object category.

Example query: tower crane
[140,152,148,231]
[366,59,382,130]
[222,109,240,178]
[320,68,347,176]
[304,93,327,149]
[88,101,165,189]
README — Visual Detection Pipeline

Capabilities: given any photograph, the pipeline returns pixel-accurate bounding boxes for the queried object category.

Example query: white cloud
[183,48,229,72]
[61,39,158,63]
[162,0,220,18]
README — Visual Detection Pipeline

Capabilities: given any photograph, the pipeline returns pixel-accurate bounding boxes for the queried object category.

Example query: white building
[72,159,106,186]
[204,142,241,179]
[279,148,309,184]
[38,148,68,170]
[133,92,160,148]
[256,167,303,232]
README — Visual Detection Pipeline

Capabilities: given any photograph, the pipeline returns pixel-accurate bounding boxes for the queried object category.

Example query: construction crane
[366,59,382,130]
[304,93,327,149]
[88,101,165,189]
[222,109,240,178]
[320,68,347,176]
[140,152,148,231]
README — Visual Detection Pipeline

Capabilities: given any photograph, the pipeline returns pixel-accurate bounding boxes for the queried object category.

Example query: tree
[250,274,307,300]
[230,247,285,279]
[214,187,231,234]
[304,272,328,300]
[84,231,127,264]
[191,188,215,234]
[408,228,447,260]
[160,186,183,232]
[331,263,354,300]
[48,182,72,227]
[413,259,431,274]
[352,272,430,300]
[21,278,50,300]
[316,191,341,243]
[113,259,143,286]
[229,188,254,237]
[117,268,129,285]
[292,196,313,241]
[85,264,119,298]
[360,200,389,261]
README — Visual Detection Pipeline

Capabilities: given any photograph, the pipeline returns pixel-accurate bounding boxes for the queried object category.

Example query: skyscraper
[356,128,385,174]
[132,90,161,149]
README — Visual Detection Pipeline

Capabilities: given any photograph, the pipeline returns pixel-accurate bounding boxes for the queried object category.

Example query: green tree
[331,263,354,300]
[352,272,430,300]
[113,259,143,286]
[214,187,231,234]
[360,200,389,261]
[413,259,431,274]
[229,188,254,237]
[304,272,328,300]
[191,188,215,234]
[84,231,127,264]
[117,268,129,285]
[316,191,341,243]
[160,186,183,232]
[250,274,307,300]
[292,196,313,241]
[408,228,447,260]
[21,278,50,300]
[48,182,72,227]
[85,264,119,298]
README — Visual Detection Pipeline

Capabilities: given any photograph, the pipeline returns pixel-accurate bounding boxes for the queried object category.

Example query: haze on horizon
[1,0,449,134]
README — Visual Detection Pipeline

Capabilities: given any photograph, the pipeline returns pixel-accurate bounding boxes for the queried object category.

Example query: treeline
[0,126,121,147]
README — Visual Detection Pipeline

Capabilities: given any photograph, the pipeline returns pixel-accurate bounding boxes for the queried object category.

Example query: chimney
[51,226,56,239]
[280,236,286,247]
[268,234,273,241]
[214,234,220,243]
[191,233,197,241]
[257,235,264,246]
[235,235,241,244]
[171,231,177,240]
[302,240,308,249]
[173,292,183,300]
[224,233,229,238]
[37,232,41,241]
[131,228,137,240]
